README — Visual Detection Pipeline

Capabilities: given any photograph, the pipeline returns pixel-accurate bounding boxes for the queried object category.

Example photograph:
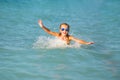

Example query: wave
[33,36,81,49]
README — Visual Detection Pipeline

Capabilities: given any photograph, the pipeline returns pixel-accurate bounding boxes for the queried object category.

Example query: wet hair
[59,23,70,36]
[59,23,70,31]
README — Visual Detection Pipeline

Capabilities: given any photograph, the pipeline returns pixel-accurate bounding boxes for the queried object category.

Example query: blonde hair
[59,23,70,31]
[59,23,70,36]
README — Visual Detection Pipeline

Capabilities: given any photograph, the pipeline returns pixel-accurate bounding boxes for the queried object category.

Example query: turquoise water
[0,0,120,80]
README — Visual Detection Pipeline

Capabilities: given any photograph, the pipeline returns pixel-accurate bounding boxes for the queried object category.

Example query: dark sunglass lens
[66,29,69,31]
[61,28,64,31]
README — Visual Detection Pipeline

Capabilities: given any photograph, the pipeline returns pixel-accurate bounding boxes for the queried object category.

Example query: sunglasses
[61,28,69,31]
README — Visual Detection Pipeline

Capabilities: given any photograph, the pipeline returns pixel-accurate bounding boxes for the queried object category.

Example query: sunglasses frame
[61,28,69,32]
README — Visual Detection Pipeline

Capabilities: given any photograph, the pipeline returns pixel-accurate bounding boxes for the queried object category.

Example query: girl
[38,20,94,45]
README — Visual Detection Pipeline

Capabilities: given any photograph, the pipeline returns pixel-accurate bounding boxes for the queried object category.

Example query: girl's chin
[62,33,67,36]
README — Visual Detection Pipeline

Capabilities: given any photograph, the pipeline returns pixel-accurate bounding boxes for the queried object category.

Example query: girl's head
[59,23,70,36]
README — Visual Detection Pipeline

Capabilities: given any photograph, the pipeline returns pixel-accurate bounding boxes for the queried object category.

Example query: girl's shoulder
[68,35,73,40]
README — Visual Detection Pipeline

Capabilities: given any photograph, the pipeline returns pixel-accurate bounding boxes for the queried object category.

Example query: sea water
[0,0,120,80]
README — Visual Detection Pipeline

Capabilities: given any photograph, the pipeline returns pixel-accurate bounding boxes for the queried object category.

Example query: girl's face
[60,24,69,36]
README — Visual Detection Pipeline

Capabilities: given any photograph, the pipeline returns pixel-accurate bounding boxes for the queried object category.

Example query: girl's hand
[86,42,94,45]
[38,20,44,28]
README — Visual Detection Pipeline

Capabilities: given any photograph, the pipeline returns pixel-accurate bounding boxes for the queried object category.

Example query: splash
[33,36,81,49]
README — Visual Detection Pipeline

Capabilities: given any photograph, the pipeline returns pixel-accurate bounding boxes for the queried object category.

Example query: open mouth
[63,32,67,34]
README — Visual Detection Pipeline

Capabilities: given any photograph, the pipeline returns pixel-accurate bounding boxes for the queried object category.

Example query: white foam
[33,36,81,49]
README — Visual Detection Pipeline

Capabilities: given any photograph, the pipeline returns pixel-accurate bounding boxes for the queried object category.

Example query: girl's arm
[38,20,58,36]
[69,36,94,45]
